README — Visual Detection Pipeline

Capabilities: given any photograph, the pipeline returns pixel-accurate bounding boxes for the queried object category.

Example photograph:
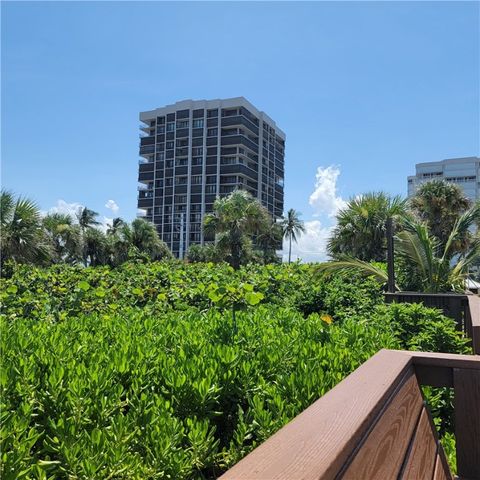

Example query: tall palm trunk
[288,235,292,263]
[386,217,396,292]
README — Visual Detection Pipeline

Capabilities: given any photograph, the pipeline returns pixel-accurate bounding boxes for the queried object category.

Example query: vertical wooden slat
[400,407,437,479]
[432,452,453,480]
[454,368,480,479]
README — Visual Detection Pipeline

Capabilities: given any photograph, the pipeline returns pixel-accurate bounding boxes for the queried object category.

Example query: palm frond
[315,256,391,285]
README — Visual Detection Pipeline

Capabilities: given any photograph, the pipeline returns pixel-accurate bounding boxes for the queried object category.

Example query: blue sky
[2,1,479,259]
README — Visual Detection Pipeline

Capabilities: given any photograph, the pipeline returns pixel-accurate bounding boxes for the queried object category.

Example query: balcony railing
[220,349,480,480]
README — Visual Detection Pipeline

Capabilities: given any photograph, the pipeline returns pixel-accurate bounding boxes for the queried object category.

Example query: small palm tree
[107,217,125,236]
[82,227,107,267]
[256,221,283,264]
[43,213,82,264]
[111,219,171,265]
[409,179,471,252]
[281,209,306,264]
[76,207,100,231]
[204,190,270,269]
[0,191,51,266]
[395,205,480,292]
[327,193,407,262]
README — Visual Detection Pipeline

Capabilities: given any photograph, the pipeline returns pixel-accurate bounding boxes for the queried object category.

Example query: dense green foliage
[325,185,480,291]
[327,192,407,262]
[1,262,470,478]
[0,191,172,270]
[203,190,275,269]
[322,191,480,292]
[409,179,472,252]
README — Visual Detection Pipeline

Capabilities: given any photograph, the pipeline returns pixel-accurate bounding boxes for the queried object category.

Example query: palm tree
[76,207,100,231]
[204,190,270,269]
[327,193,408,262]
[281,209,306,264]
[110,219,171,265]
[317,203,480,293]
[43,213,82,264]
[0,191,51,266]
[107,217,125,236]
[256,221,283,264]
[186,243,221,263]
[82,227,107,267]
[409,180,472,252]
[395,205,480,292]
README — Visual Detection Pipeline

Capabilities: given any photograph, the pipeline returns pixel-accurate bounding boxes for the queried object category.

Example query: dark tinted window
[176,109,189,119]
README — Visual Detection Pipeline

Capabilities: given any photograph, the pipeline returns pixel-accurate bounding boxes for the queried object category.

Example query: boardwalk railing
[385,292,480,354]
[220,349,480,480]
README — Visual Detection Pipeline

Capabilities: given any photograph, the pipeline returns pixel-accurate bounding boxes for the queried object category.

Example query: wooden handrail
[220,350,480,480]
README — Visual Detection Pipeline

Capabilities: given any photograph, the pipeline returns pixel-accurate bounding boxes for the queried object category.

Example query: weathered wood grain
[433,452,453,480]
[400,407,437,479]
[454,368,480,479]
[219,350,412,480]
[340,373,423,479]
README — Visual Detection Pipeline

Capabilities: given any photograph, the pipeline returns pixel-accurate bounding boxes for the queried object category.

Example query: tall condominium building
[407,156,480,201]
[137,97,285,258]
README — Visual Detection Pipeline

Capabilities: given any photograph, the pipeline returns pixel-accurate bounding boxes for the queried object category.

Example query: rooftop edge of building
[415,156,480,168]
[139,96,286,139]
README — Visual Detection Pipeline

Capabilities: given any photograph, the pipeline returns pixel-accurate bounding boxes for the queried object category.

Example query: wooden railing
[220,349,480,480]
[385,293,480,354]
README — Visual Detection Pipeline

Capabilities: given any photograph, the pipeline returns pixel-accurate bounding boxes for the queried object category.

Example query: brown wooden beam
[454,368,480,480]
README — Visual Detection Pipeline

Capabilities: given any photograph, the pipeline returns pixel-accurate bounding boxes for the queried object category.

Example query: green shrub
[0,262,471,478]
[1,306,399,479]
[374,302,470,354]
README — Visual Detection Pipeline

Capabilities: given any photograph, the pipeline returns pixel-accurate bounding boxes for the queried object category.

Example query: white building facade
[408,157,480,201]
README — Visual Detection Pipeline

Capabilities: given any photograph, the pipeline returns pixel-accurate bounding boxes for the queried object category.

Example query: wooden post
[454,368,480,479]
[386,217,395,293]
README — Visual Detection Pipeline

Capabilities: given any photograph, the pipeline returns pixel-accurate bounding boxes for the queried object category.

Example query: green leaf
[6,284,18,294]
[244,291,264,305]
[208,291,222,303]
[78,281,91,291]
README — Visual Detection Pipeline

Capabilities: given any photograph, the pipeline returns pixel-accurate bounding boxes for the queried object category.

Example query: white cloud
[283,220,333,263]
[281,164,346,263]
[99,217,113,233]
[308,165,346,218]
[45,199,113,233]
[46,199,83,219]
[105,199,119,214]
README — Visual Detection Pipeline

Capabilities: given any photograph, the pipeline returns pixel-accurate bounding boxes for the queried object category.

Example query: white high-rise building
[407,156,480,201]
